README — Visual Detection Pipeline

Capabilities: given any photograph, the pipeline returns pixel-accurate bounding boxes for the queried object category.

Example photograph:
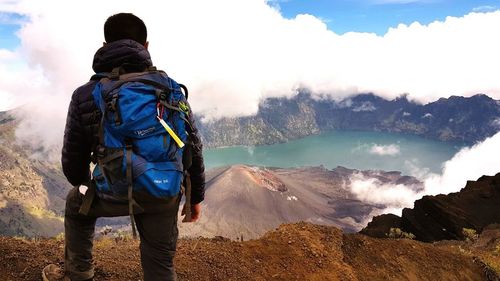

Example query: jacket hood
[92,39,153,73]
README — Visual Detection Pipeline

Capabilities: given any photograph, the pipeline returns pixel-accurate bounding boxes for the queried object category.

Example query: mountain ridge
[361,172,500,242]
[199,93,500,148]
[1,222,497,280]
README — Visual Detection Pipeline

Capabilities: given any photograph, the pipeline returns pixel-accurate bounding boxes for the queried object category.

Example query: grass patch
[27,206,63,222]
[387,228,415,239]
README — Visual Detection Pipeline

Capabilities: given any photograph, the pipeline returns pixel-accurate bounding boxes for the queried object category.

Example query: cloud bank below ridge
[350,132,500,219]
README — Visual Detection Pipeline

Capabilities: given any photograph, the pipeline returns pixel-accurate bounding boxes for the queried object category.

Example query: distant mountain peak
[238,165,287,192]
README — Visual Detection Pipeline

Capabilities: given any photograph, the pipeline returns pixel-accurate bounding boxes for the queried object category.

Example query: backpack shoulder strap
[179,84,189,100]
[90,72,110,81]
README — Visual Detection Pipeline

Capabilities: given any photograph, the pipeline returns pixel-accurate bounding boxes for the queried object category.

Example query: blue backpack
[88,66,193,235]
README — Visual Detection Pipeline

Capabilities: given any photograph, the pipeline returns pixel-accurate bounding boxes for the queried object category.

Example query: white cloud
[246,146,255,156]
[352,101,376,112]
[369,144,401,156]
[0,49,16,60]
[472,6,498,13]
[404,158,431,179]
[350,174,418,207]
[423,132,500,195]
[0,0,499,156]
[0,49,47,111]
[337,99,353,108]
[350,132,500,218]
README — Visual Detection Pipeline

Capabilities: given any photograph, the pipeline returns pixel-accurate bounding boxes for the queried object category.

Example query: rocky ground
[361,173,500,242]
[1,222,498,281]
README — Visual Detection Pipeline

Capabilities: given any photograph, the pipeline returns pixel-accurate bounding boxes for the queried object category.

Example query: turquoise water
[203,131,464,177]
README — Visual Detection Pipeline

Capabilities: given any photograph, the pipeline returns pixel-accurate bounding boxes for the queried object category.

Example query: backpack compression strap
[126,143,140,239]
[181,171,192,222]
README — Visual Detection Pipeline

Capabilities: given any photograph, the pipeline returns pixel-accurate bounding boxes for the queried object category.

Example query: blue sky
[274,0,500,34]
[0,12,26,49]
[0,1,499,49]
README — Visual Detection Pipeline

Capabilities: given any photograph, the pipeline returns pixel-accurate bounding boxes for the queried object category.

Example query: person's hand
[181,203,201,223]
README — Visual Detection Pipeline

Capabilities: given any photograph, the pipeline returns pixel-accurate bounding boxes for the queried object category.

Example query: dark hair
[104,13,147,44]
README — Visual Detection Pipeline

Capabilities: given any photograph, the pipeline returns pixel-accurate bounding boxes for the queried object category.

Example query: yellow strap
[157,117,185,148]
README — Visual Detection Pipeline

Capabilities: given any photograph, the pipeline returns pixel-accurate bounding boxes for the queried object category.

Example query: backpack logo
[153,179,169,184]
[135,126,156,136]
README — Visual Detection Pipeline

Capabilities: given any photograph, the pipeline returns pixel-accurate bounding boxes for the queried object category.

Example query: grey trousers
[64,187,180,281]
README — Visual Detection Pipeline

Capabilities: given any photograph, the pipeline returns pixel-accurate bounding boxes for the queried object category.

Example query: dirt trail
[0,222,497,281]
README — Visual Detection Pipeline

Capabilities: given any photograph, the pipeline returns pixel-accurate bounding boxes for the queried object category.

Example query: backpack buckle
[105,96,122,125]
[156,89,168,101]
[124,140,133,152]
[96,145,106,158]
[106,99,117,112]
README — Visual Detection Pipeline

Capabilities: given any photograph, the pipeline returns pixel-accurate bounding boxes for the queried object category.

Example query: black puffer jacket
[61,39,205,204]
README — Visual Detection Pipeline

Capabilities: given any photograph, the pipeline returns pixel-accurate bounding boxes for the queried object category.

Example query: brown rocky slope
[180,165,422,240]
[1,222,498,281]
[0,112,70,237]
[361,173,500,242]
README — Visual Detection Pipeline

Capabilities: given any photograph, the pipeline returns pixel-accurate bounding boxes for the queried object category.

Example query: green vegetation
[387,228,416,240]
[462,228,478,242]
[94,237,114,249]
[54,232,65,242]
[114,230,133,242]
[27,206,64,222]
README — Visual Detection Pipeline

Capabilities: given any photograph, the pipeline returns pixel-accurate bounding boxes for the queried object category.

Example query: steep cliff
[361,173,500,242]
